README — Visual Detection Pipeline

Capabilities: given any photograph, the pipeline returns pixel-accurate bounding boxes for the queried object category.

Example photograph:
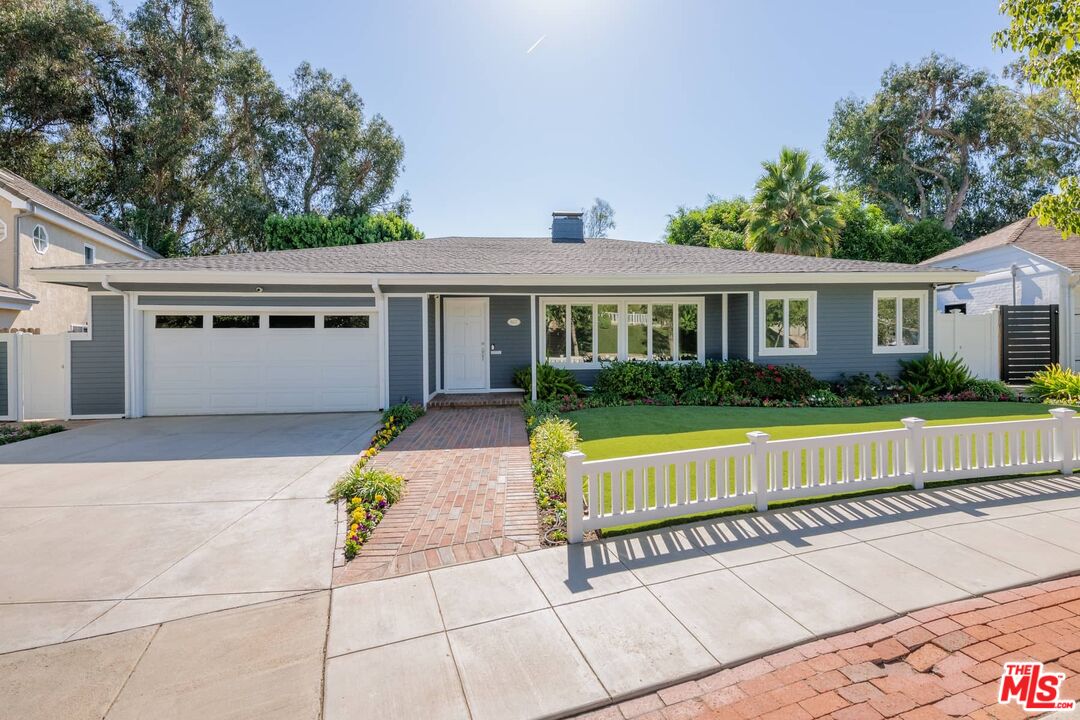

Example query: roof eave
[31,267,984,287]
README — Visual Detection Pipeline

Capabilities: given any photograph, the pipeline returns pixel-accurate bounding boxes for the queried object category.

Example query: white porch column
[530,294,537,402]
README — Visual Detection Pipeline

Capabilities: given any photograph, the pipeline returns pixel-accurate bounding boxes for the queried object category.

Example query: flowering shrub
[525,415,581,545]
[329,402,423,560]
[343,491,392,559]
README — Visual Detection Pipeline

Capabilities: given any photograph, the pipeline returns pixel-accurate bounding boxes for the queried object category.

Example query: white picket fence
[564,408,1078,542]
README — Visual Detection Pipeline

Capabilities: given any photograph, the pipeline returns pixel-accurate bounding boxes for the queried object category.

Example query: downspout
[13,206,32,291]
[1010,264,1018,306]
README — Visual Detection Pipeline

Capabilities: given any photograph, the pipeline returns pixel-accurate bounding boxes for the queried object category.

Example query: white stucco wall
[930,245,1069,315]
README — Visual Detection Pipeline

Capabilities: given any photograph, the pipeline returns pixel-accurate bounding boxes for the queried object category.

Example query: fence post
[1050,408,1077,475]
[747,431,770,512]
[564,450,587,544]
[901,417,926,490]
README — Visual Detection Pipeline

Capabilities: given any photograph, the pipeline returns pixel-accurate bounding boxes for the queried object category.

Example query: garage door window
[324,315,370,329]
[268,315,315,329]
[213,314,260,329]
[155,315,203,329]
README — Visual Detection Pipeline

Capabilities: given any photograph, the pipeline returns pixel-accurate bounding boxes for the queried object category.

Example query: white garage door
[143,311,380,415]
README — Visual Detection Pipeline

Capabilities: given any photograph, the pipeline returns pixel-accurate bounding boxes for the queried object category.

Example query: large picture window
[758,291,817,356]
[540,297,704,367]
[873,290,927,353]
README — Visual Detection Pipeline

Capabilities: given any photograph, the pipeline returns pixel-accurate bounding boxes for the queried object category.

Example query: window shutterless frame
[757,290,817,357]
[872,289,928,354]
[538,296,705,368]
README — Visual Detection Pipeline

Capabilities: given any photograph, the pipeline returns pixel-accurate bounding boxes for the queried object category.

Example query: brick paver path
[575,575,1080,720]
[332,407,540,585]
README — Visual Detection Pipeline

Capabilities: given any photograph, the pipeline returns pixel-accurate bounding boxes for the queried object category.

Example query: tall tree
[825,54,1048,237]
[584,197,616,237]
[664,196,748,249]
[284,62,404,217]
[0,0,410,256]
[996,0,1080,237]
[744,148,841,256]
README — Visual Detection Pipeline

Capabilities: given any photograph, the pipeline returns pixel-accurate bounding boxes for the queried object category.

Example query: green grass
[566,402,1054,461]
[562,402,1061,537]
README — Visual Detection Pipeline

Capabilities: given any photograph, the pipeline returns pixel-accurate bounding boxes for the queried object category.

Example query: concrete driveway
[0,412,379,654]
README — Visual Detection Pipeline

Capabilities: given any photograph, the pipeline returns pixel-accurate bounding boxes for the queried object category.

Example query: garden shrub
[899,354,973,397]
[526,415,581,545]
[330,467,406,504]
[723,360,826,402]
[967,378,1015,401]
[833,373,894,404]
[0,422,65,445]
[513,362,584,400]
[593,360,663,398]
[329,402,424,560]
[1028,364,1080,403]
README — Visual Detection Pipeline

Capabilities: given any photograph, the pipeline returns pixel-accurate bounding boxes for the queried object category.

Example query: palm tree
[743,148,842,256]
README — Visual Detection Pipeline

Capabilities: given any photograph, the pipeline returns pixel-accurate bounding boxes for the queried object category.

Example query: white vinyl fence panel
[564,408,1077,542]
[934,309,1000,380]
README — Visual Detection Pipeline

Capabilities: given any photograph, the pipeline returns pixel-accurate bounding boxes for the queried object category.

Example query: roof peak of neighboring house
[33,234,973,281]
[0,169,160,259]
[921,217,1080,270]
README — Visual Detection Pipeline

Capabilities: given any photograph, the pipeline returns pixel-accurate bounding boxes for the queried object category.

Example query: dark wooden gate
[1000,305,1059,383]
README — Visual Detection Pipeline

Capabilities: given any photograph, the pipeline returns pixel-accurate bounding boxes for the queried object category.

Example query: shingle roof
[922,217,1080,270]
[41,236,962,276]
[0,169,159,258]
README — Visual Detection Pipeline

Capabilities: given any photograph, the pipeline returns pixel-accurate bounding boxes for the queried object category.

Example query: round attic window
[507,318,521,327]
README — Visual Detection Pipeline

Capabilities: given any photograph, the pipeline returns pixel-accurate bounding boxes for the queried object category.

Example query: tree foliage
[584,197,616,237]
[996,0,1080,237]
[744,148,841,256]
[826,53,1052,238]
[832,191,959,264]
[664,196,748,249]
[0,0,408,256]
[262,212,423,251]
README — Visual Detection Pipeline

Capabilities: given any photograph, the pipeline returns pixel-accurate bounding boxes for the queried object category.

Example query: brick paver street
[574,575,1080,720]
[332,407,540,585]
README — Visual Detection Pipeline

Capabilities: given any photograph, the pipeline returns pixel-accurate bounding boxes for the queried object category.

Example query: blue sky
[108,0,1016,241]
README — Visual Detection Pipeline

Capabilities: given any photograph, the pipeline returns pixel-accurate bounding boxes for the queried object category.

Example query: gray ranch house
[32,212,977,418]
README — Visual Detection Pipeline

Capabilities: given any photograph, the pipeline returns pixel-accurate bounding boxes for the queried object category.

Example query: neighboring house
[923,217,1079,369]
[0,169,159,334]
[31,211,976,418]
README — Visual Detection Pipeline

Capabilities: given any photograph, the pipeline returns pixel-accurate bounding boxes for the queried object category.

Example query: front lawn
[566,402,1055,460]
[560,402,1060,537]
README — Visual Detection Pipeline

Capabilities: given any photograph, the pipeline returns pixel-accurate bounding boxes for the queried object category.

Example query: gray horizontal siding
[388,297,424,405]
[138,295,374,308]
[71,295,125,416]
[704,294,723,361]
[428,295,436,395]
[489,296,531,388]
[116,283,373,294]
[0,340,7,417]
[728,294,748,360]
[751,284,935,379]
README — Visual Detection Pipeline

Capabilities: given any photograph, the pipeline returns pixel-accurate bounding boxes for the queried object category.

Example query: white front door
[443,298,488,390]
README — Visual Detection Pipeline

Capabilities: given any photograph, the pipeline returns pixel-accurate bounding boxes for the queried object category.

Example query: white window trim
[83,244,96,265]
[32,224,49,254]
[872,289,929,354]
[758,290,817,357]
[539,296,705,368]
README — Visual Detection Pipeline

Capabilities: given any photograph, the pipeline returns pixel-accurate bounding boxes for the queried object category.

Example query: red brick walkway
[575,575,1080,720]
[332,407,540,585]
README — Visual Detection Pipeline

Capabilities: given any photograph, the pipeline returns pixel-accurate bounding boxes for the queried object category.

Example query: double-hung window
[873,290,927,353]
[758,291,816,356]
[542,298,703,367]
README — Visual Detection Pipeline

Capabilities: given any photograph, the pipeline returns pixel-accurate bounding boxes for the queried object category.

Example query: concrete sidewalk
[323,475,1080,720]
[4,474,1080,720]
